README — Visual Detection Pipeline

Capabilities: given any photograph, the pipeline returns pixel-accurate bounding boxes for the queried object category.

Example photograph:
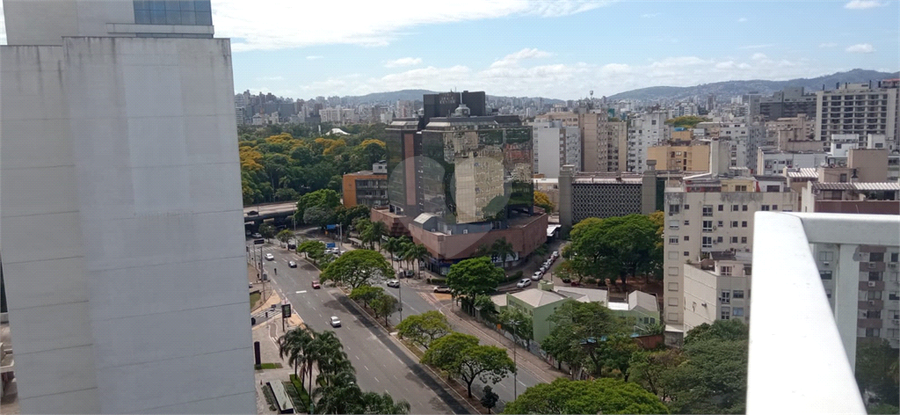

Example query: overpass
[244,202,297,225]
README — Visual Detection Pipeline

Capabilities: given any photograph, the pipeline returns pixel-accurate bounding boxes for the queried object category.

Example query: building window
[731,221,738,228]
[742,205,748,211]
[717,236,723,243]
[891,252,899,263]
[870,252,885,262]
[820,271,833,280]
[134,1,212,26]
[721,266,733,276]
[732,204,739,211]
[684,251,690,257]
[702,205,713,216]
[869,272,883,281]
[684,236,690,241]
[866,328,880,338]
[668,282,679,291]
[668,297,678,306]
[733,307,744,317]
[761,205,770,211]
[702,220,713,232]
[741,237,748,243]
[669,237,679,244]
[731,236,738,243]
[684,204,690,210]
[869,291,884,300]
[772,205,778,210]
[742,221,748,228]
[819,251,834,262]
[668,267,679,276]
[668,204,681,214]
[717,221,724,227]
[668,251,678,259]
[889,292,899,301]
[733,290,744,299]
[684,220,690,226]
[718,205,724,211]
[721,307,731,320]
[866,310,881,319]
[826,289,832,299]
[702,237,712,248]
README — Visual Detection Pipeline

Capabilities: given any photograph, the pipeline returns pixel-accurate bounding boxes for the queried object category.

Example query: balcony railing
[749,212,899,415]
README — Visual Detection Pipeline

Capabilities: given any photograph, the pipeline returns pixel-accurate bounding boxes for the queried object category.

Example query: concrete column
[559,165,574,233]
[834,243,860,371]
[641,160,658,214]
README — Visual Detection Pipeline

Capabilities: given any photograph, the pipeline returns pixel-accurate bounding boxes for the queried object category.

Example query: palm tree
[491,237,515,268]
[370,221,388,252]
[312,367,361,414]
[358,391,411,414]
[406,244,430,279]
[384,237,402,270]
[399,239,414,274]
[278,327,314,381]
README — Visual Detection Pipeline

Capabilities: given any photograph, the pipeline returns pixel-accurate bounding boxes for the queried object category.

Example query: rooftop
[811,182,900,191]
[785,168,819,179]
[510,288,568,308]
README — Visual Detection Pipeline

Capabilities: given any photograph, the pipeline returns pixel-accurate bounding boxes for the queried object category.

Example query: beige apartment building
[648,144,710,172]
[538,111,625,172]
[682,251,753,332]
[663,174,799,341]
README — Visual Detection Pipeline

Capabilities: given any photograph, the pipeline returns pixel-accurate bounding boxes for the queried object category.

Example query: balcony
[749,212,900,415]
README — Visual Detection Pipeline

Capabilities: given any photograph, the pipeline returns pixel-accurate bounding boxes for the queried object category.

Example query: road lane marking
[374,376,380,383]
[296,290,306,294]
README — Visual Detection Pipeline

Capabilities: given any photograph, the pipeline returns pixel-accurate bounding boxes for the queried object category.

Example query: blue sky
[1,0,898,99]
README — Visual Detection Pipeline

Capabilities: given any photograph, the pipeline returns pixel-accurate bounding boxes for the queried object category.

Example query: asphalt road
[253,244,465,414]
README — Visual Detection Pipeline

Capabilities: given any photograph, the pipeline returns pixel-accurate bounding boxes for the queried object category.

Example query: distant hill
[606,69,899,102]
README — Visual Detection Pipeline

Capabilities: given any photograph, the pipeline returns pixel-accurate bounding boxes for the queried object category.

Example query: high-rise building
[627,111,671,173]
[814,81,900,148]
[0,1,254,413]
[532,120,580,178]
[758,87,817,121]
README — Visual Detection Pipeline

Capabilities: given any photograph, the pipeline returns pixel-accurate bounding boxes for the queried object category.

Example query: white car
[386,279,400,288]
[265,253,275,261]
[551,251,559,258]
[531,272,542,281]
[516,279,532,288]
[330,316,341,328]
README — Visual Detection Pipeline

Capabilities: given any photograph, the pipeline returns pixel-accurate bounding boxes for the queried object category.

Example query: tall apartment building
[663,174,799,340]
[647,143,711,172]
[758,87,817,121]
[627,111,671,173]
[342,162,389,208]
[682,251,753,331]
[0,1,255,413]
[537,110,625,173]
[814,81,900,148]
[695,121,764,171]
[756,149,828,175]
[532,120,580,178]
[766,114,822,152]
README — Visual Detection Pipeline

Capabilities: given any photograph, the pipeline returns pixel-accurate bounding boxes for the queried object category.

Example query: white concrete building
[532,120,580,178]
[682,252,753,333]
[0,1,255,413]
[627,111,670,173]
[815,81,900,147]
[663,174,799,342]
[756,149,828,175]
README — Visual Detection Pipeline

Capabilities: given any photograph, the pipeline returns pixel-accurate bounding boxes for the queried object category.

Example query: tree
[564,214,661,287]
[349,285,384,309]
[297,240,326,261]
[499,307,533,349]
[491,237,515,268]
[278,326,315,381]
[295,189,341,224]
[304,205,333,229]
[334,204,370,230]
[384,237,404,270]
[422,333,515,398]
[276,229,293,248]
[541,300,622,379]
[597,333,640,381]
[396,311,451,349]
[445,257,505,302]
[627,349,686,400]
[534,190,554,213]
[357,391,411,415]
[321,249,392,289]
[856,339,900,408]
[259,223,276,241]
[480,385,499,414]
[665,115,709,129]
[473,294,499,323]
[501,377,668,415]
[406,243,430,279]
[370,292,399,326]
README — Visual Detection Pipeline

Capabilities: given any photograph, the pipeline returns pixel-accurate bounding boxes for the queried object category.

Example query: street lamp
[508,319,521,400]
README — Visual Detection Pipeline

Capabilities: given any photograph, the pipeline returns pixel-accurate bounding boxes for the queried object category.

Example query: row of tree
[349,285,399,326]
[278,326,410,414]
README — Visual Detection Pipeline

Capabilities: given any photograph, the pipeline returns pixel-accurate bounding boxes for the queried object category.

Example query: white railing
[749,212,899,415]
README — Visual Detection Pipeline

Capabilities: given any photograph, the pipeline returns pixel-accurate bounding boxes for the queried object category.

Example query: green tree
[321,249,393,289]
[334,204,370,230]
[491,237,516,268]
[421,332,479,374]
[304,205,333,229]
[370,291,399,326]
[278,326,315,381]
[349,285,384,309]
[541,300,621,379]
[565,214,661,286]
[259,223,276,241]
[534,190,554,213]
[627,349,686,400]
[665,115,709,128]
[445,257,505,302]
[856,339,900,408]
[473,294,499,323]
[499,307,533,349]
[384,236,404,270]
[295,189,341,224]
[357,391,411,415]
[406,243,430,279]
[501,377,668,414]
[597,333,640,381]
[396,311,451,349]
[276,229,293,248]
[297,240,326,261]
[480,385,499,414]
[423,333,515,398]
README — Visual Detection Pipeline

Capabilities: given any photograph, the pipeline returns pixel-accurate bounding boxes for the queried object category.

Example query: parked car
[539,265,547,273]
[311,280,321,289]
[252,233,262,238]
[249,283,253,289]
[516,279,532,288]
[386,279,400,288]
[330,316,341,328]
[398,269,415,278]
[433,286,452,293]
[265,253,275,261]
[569,280,581,287]
[287,241,296,250]
[531,272,542,281]
[551,251,559,258]
[288,261,297,268]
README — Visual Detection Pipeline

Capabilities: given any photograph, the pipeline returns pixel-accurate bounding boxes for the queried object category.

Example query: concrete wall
[1,37,255,414]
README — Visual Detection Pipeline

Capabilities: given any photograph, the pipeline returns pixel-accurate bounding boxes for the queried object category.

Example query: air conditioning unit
[823,261,831,267]
[869,263,877,269]
[868,281,877,287]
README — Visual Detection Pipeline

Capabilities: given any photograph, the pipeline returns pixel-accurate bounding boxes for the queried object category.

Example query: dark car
[433,286,452,293]
[287,242,296,250]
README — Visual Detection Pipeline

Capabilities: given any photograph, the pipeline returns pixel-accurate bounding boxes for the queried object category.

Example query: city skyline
[1,0,897,100]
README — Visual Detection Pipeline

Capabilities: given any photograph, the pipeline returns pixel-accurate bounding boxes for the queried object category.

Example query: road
[251,243,466,414]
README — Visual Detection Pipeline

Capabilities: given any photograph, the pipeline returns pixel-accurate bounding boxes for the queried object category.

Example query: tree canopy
[541,300,622,379]
[321,249,393,289]
[563,214,662,285]
[421,332,515,398]
[396,311,451,349]
[855,339,900,410]
[502,377,668,414]
[445,256,505,300]
[534,190,554,213]
[664,115,709,129]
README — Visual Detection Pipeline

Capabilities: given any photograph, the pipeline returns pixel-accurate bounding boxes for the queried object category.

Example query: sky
[0,0,898,100]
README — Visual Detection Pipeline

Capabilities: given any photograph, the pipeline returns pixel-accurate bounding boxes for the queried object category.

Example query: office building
[814,81,900,147]
[758,87,817,121]
[422,91,487,123]
[342,162,389,208]
[557,164,665,232]
[0,1,255,413]
[532,120,580,179]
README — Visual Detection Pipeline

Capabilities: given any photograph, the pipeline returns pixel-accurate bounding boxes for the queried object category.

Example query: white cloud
[737,17,748,22]
[213,0,614,52]
[306,55,323,60]
[845,43,875,53]
[751,53,768,60]
[489,48,553,68]
[738,44,773,50]
[844,0,886,9]
[383,57,423,68]
[819,43,838,48]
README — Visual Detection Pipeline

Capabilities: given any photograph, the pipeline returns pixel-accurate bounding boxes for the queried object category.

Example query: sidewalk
[252,289,308,414]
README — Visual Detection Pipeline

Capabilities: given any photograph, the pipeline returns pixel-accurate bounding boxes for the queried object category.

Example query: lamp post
[509,319,521,400]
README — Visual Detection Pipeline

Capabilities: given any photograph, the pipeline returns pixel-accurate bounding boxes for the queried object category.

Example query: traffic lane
[376,281,433,326]
[271,270,459,413]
